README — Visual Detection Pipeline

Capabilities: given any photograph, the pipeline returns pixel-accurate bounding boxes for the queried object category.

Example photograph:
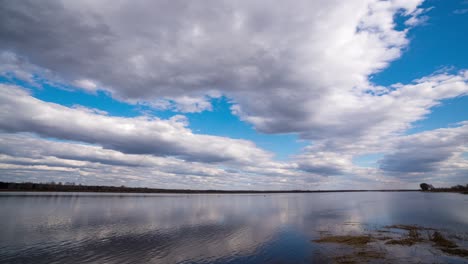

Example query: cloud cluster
[0,132,325,190]
[1,0,424,111]
[293,72,468,177]
[379,123,468,175]
[3,0,462,143]
[0,84,273,164]
[0,0,467,188]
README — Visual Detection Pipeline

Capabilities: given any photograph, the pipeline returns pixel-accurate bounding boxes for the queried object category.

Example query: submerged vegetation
[383,225,430,246]
[313,235,373,246]
[313,224,468,262]
[332,250,385,264]
[431,231,468,257]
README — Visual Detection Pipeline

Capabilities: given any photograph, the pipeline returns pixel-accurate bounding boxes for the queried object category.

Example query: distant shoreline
[0,189,422,194]
[0,181,423,194]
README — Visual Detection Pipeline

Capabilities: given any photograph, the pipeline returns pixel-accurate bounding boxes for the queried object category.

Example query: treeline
[430,184,468,194]
[420,183,468,194]
[0,181,250,193]
[0,181,418,194]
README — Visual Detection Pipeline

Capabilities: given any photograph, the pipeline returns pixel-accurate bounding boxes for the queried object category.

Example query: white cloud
[0,0,467,189]
[2,1,445,144]
[0,51,40,85]
[74,79,99,92]
[0,84,272,165]
[0,133,326,189]
[379,122,468,175]
[0,1,424,112]
[143,95,215,113]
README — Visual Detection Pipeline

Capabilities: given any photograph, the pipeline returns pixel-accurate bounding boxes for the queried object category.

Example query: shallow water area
[0,191,467,263]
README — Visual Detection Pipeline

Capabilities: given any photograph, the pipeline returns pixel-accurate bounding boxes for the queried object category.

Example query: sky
[0,0,467,190]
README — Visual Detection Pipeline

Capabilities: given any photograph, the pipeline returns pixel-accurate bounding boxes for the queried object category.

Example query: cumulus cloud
[295,151,353,176]
[0,0,467,188]
[379,123,468,174]
[239,70,468,144]
[74,79,99,93]
[291,72,468,177]
[0,1,424,116]
[0,84,272,164]
[1,0,453,144]
[144,95,217,113]
[0,51,42,85]
[0,134,229,175]
[290,120,468,183]
[0,133,327,189]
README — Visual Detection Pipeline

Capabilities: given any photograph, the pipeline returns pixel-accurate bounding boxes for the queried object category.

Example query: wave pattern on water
[0,192,467,263]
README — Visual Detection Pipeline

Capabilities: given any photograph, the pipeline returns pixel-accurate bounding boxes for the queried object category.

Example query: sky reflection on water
[0,192,467,263]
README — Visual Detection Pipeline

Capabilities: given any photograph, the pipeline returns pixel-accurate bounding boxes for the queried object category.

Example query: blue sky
[0,0,467,189]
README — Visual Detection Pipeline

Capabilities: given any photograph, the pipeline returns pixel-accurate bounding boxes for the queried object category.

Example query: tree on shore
[420,183,434,191]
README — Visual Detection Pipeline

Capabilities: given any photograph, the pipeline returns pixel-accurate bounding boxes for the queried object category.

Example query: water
[0,192,467,263]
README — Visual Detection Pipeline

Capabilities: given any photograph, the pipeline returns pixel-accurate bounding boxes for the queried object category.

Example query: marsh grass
[313,235,373,246]
[332,250,385,264]
[313,224,468,261]
[384,224,434,231]
[431,231,468,257]
[313,235,383,263]
[385,226,424,246]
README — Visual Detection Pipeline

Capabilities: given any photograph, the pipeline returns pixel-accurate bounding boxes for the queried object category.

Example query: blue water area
[0,192,467,263]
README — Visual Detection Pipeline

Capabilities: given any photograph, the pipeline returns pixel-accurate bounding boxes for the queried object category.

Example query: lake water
[0,192,467,263]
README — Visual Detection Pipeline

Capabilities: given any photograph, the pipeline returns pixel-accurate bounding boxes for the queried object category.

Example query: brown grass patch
[376,236,393,241]
[313,235,373,246]
[314,224,468,260]
[431,231,457,248]
[385,228,423,246]
[430,231,468,257]
[385,238,419,246]
[440,247,468,257]
[384,224,433,231]
[376,229,391,233]
[333,250,385,264]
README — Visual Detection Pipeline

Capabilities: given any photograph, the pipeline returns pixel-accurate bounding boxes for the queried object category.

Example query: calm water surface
[0,192,467,263]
